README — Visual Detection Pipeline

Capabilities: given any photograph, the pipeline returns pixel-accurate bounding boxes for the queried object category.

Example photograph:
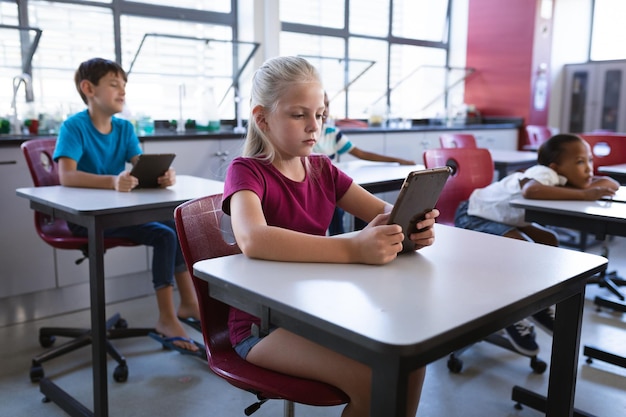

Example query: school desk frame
[16,176,224,417]
[194,225,606,417]
[510,195,626,414]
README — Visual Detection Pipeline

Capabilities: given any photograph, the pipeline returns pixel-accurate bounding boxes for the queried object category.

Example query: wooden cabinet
[561,61,626,133]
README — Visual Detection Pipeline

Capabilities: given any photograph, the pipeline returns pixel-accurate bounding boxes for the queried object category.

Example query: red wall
[464,0,554,148]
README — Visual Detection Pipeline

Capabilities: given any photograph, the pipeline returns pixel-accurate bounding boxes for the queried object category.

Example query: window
[28,1,115,123]
[279,0,452,120]
[3,0,245,132]
[590,0,626,61]
[120,17,235,122]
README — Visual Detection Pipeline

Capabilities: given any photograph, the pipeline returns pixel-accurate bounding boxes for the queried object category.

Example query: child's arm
[590,176,620,190]
[57,156,139,192]
[348,147,415,165]
[521,177,617,201]
[230,189,412,265]
[339,183,438,250]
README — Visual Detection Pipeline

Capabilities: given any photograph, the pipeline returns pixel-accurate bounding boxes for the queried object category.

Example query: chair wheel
[30,364,44,383]
[530,356,547,374]
[447,355,463,373]
[39,334,56,348]
[113,364,128,382]
[115,318,128,329]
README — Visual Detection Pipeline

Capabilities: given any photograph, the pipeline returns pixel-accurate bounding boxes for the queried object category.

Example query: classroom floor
[1,236,625,417]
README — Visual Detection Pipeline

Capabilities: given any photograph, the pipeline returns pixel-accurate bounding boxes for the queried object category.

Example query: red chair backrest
[21,138,60,187]
[525,125,552,150]
[580,134,626,175]
[174,194,348,405]
[423,148,494,226]
[439,133,477,149]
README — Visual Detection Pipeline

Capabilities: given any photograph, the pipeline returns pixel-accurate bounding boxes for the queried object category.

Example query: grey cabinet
[561,61,626,133]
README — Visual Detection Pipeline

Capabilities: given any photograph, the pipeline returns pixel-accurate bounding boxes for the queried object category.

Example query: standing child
[53,57,201,355]
[315,91,416,234]
[222,56,439,417]
[455,133,619,355]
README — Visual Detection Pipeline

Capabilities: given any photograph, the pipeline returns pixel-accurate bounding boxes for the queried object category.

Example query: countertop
[0,117,522,148]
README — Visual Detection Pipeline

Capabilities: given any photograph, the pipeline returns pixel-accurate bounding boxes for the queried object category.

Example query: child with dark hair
[455,133,619,355]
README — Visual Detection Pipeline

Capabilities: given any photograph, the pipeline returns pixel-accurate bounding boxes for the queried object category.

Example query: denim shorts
[233,326,277,359]
[454,200,516,237]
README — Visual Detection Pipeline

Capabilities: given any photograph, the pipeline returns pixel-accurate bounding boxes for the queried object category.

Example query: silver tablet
[387,166,452,253]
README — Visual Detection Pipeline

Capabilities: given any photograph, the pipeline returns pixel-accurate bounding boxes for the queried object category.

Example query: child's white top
[468,165,567,226]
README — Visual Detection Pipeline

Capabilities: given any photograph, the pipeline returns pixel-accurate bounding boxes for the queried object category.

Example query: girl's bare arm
[229,189,405,265]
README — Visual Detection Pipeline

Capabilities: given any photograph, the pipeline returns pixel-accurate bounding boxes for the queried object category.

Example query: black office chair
[21,138,155,383]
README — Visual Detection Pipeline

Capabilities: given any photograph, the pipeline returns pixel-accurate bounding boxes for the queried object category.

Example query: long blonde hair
[244,56,322,162]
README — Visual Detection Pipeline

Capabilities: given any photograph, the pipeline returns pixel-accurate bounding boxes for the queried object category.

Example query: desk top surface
[510,187,626,221]
[194,225,605,349]
[16,175,224,214]
[598,163,626,174]
[334,161,425,186]
[488,149,537,163]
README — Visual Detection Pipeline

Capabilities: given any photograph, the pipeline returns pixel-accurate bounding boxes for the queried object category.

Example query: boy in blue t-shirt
[53,58,200,355]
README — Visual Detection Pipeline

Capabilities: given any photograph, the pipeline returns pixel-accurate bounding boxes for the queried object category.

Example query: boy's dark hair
[537,133,584,166]
[74,58,127,104]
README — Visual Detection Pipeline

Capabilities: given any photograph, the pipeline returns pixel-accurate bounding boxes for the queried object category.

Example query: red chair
[422,148,494,225]
[524,125,552,151]
[21,138,154,383]
[174,194,348,416]
[439,133,478,149]
[579,134,626,175]
[423,148,548,373]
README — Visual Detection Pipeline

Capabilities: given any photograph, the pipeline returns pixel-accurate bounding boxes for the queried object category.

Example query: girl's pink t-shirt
[222,154,353,346]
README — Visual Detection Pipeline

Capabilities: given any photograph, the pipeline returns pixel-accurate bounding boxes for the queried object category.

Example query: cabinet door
[214,138,245,181]
[562,64,593,133]
[385,132,428,164]
[561,62,626,133]
[143,138,244,181]
[594,63,626,132]
[471,129,518,150]
[143,139,222,179]
[1,147,56,298]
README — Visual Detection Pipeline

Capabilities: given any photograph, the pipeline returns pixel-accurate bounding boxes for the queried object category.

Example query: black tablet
[130,153,176,188]
[387,166,452,253]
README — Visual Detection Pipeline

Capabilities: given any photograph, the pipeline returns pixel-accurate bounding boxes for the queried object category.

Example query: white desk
[16,175,224,417]
[334,160,425,194]
[598,163,626,184]
[489,149,537,179]
[510,193,626,410]
[193,225,606,417]
[510,193,626,240]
